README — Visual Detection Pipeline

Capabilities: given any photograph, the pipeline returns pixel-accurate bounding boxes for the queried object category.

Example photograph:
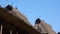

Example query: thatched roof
[0,7,41,34]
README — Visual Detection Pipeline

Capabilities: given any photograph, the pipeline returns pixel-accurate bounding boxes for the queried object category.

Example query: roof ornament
[58,32,60,34]
[5,5,13,11]
[35,18,41,24]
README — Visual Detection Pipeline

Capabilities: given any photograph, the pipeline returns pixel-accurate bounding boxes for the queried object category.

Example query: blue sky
[0,0,60,33]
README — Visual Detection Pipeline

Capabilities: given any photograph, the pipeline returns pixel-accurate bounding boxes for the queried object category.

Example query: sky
[0,0,60,33]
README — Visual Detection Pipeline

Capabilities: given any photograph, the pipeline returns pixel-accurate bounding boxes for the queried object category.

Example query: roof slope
[0,8,41,34]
